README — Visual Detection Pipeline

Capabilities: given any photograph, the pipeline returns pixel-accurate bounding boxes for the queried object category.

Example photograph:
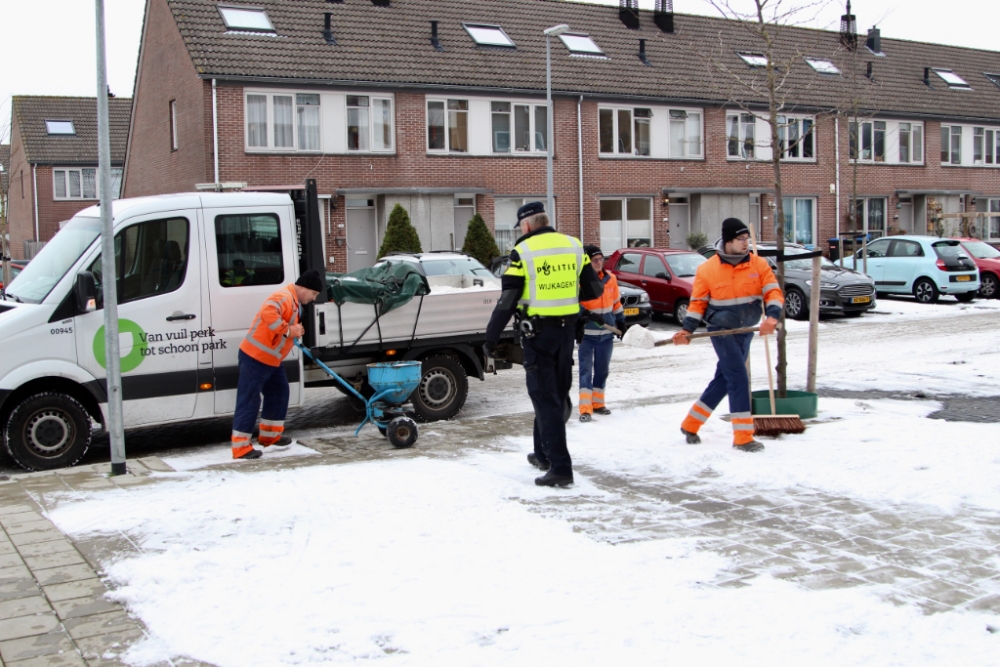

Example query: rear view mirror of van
[75,272,98,313]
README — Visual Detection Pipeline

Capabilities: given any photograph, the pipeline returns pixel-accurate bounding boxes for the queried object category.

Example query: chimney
[866,61,873,79]
[323,13,336,44]
[866,27,881,54]
[619,0,639,30]
[371,0,389,6]
[924,67,931,86]
[639,39,651,66]
[839,0,857,49]
[430,20,444,51]
[654,0,674,34]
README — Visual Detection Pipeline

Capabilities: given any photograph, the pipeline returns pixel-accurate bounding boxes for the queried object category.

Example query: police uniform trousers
[523,317,576,476]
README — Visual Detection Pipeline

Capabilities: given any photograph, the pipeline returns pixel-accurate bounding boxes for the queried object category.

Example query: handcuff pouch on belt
[514,310,539,339]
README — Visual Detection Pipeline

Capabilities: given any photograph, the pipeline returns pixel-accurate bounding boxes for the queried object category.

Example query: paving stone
[67,480,116,492]
[0,596,51,619]
[681,500,740,515]
[0,553,27,570]
[0,541,18,556]
[858,565,927,586]
[792,569,869,591]
[11,650,89,666]
[0,506,40,517]
[33,566,98,588]
[905,579,982,607]
[0,579,41,602]
[825,536,899,558]
[64,611,138,640]
[42,580,106,605]
[71,540,136,573]
[10,532,67,548]
[0,566,33,581]
[0,514,45,530]
[22,552,87,572]
[0,629,76,663]
[886,531,949,551]
[965,594,1000,614]
[74,626,144,661]
[50,597,121,622]
[806,554,871,575]
[924,561,998,586]
[135,457,175,473]
[0,612,59,641]
[16,541,77,560]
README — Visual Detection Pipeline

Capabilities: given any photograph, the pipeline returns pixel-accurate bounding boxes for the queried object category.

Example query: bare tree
[0,97,12,294]
[699,0,829,396]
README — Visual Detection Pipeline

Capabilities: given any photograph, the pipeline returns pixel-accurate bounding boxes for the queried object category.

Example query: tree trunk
[766,53,788,397]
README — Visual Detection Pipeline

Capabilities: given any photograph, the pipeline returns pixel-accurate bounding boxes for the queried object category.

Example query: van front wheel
[411,355,468,422]
[5,393,92,471]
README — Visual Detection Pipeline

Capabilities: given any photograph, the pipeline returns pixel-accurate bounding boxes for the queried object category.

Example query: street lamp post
[544,24,569,224]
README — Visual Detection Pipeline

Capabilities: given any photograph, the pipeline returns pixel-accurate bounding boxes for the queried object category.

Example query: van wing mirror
[75,272,98,313]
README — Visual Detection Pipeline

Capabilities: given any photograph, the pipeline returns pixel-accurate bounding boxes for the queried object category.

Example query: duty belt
[515,312,578,339]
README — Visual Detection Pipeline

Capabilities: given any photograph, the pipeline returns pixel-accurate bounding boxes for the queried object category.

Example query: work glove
[588,312,606,326]
[759,317,779,337]
[615,319,626,340]
[672,330,692,346]
[484,341,497,358]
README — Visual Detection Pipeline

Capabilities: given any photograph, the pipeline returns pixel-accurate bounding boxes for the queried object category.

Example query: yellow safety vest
[505,231,587,317]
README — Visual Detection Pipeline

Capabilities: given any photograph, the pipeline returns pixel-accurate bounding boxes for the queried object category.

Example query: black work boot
[733,440,765,453]
[262,435,293,448]
[535,470,574,487]
[527,453,550,471]
[579,413,592,422]
[681,428,701,445]
[594,407,612,416]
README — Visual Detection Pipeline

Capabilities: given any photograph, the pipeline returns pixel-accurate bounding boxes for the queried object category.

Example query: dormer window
[806,58,841,75]
[463,24,515,48]
[218,6,275,33]
[738,53,768,68]
[934,69,971,89]
[986,73,1000,90]
[45,120,75,135]
[558,33,604,56]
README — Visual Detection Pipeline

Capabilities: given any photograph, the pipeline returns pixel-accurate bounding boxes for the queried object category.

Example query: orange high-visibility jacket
[580,271,623,336]
[682,253,783,332]
[240,284,301,366]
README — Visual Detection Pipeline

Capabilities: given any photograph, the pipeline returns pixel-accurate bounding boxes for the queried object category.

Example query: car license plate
[956,275,971,281]
[851,296,871,304]
[623,307,639,316]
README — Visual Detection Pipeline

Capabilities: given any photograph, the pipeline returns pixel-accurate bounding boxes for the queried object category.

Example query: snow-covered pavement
[18,296,1000,665]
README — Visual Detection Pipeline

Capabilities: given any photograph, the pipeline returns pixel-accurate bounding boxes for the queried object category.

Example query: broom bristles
[753,415,806,437]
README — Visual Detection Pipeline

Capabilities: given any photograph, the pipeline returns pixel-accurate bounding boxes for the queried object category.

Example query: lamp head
[544,24,570,37]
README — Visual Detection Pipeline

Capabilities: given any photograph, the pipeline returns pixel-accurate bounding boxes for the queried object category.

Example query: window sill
[244,150,396,156]
[53,198,98,202]
[598,154,703,161]
[425,152,543,158]
[850,161,925,166]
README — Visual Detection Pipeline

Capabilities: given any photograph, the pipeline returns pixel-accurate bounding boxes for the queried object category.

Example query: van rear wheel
[410,355,468,422]
[5,393,91,471]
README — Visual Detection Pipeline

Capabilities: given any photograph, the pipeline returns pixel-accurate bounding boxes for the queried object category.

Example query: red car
[956,238,1000,299]
[0,261,27,291]
[606,248,707,322]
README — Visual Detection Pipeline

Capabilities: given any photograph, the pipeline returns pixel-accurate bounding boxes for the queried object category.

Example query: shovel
[652,325,768,346]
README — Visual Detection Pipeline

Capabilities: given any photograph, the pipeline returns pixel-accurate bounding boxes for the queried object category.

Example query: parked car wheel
[784,287,808,320]
[410,355,468,422]
[979,273,998,299]
[913,278,939,304]
[673,299,689,324]
[5,392,91,471]
[955,291,976,303]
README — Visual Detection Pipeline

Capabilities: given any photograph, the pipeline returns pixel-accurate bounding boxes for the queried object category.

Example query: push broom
[749,225,806,437]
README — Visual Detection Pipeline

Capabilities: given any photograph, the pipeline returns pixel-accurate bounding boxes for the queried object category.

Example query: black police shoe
[681,428,701,445]
[594,407,612,416]
[535,470,574,487]
[733,440,765,453]
[527,453,550,471]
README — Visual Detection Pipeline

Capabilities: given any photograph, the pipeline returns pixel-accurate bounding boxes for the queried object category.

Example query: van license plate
[623,308,640,316]
[956,275,971,281]
[851,296,871,304]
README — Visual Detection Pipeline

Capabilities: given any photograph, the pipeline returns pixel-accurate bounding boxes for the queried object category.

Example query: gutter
[577,95,584,242]
[212,79,220,186]
[31,165,39,242]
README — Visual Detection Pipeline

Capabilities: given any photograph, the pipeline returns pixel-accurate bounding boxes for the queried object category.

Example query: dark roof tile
[12,96,132,165]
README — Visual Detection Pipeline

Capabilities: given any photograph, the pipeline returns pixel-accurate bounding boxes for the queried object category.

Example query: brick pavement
[0,394,997,664]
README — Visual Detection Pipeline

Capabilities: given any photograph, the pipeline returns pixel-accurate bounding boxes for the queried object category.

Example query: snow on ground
[161,441,318,471]
[47,452,1000,667]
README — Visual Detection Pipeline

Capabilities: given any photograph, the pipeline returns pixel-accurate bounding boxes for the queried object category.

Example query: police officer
[484,202,602,487]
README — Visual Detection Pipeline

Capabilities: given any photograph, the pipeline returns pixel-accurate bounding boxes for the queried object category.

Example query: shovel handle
[654,325,768,346]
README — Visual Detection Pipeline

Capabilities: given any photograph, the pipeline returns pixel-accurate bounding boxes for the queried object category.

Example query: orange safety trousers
[681,400,756,446]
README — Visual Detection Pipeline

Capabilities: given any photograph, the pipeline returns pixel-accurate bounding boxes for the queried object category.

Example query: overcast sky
[0,0,996,141]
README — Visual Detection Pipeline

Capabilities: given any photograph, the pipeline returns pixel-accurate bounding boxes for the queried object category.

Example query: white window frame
[668,109,703,159]
[896,122,924,164]
[776,115,816,162]
[558,33,605,57]
[726,112,757,159]
[738,53,768,68]
[52,167,122,201]
[462,23,515,48]
[169,100,178,151]
[243,90,323,153]
[971,127,1000,166]
[426,98,469,153]
[598,106,701,159]
[45,120,75,135]
[985,199,1000,241]
[852,197,888,239]
[781,197,818,246]
[218,5,274,32]
[850,119,887,163]
[599,197,653,249]
[345,95,395,153]
[489,101,548,154]
[940,125,963,166]
[806,58,841,75]
[933,68,971,89]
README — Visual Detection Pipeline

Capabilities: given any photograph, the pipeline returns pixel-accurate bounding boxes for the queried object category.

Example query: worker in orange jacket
[672,218,783,453]
[231,270,323,460]
[578,245,625,421]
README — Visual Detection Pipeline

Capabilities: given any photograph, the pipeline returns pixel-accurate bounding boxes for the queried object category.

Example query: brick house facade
[123,0,1000,272]
[5,97,131,259]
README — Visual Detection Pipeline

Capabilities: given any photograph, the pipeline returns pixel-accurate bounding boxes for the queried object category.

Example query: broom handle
[748,220,778,417]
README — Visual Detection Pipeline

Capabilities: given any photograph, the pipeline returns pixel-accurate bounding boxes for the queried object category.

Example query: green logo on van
[93,319,148,373]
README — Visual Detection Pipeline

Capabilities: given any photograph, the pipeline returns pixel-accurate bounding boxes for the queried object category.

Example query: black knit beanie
[722,218,750,243]
[295,269,324,293]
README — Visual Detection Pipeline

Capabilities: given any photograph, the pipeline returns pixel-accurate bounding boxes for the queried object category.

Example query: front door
[898,200,913,233]
[638,253,671,312]
[453,197,475,250]
[669,202,690,249]
[74,211,202,426]
[346,202,377,272]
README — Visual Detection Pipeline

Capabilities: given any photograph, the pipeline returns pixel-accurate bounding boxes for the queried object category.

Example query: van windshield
[5,217,102,304]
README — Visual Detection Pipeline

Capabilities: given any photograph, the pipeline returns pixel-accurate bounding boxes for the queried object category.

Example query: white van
[0,182,513,470]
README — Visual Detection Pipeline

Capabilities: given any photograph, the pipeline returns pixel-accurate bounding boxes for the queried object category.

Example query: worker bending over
[578,245,625,422]
[231,270,323,460]
[672,218,783,453]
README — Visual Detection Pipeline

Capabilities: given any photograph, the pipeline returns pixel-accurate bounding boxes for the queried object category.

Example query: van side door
[204,206,301,415]
[74,211,203,425]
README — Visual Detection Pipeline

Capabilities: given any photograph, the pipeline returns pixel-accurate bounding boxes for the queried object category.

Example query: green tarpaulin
[326,263,430,315]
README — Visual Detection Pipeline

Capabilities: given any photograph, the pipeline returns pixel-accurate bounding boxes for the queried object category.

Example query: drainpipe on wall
[31,165,39,243]
[834,116,842,267]
[577,95,584,241]
[212,79,220,186]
